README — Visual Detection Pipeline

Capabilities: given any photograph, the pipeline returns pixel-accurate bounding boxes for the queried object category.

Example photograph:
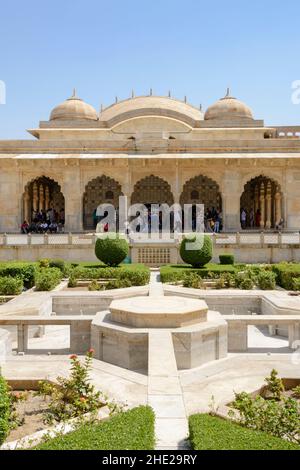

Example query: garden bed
[189,413,300,450]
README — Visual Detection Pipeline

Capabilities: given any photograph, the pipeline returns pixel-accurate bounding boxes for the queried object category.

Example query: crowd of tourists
[20,208,65,234]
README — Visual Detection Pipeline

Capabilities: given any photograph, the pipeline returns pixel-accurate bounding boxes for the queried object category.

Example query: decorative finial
[168,90,171,98]
[225,87,230,97]
[72,88,76,98]
[150,88,153,96]
[199,103,202,111]
[115,96,118,103]
[184,95,187,103]
[100,103,103,112]
[131,89,135,98]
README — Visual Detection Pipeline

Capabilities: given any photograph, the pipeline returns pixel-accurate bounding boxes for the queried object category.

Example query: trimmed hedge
[35,268,62,291]
[189,414,300,450]
[180,234,213,268]
[0,262,36,288]
[0,277,23,295]
[95,233,129,267]
[160,264,236,284]
[0,375,11,445]
[272,263,300,290]
[48,259,65,273]
[71,264,150,286]
[219,254,234,265]
[35,406,155,450]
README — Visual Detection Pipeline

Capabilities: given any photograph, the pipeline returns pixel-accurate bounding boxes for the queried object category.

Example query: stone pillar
[32,182,38,212]
[222,172,241,231]
[45,185,50,210]
[23,190,30,222]
[265,181,272,229]
[63,168,83,231]
[39,184,44,212]
[0,171,21,232]
[260,182,265,229]
[17,324,28,353]
[254,184,259,214]
[275,187,282,227]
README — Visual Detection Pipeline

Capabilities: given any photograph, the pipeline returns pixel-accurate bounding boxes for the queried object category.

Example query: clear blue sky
[0,0,300,139]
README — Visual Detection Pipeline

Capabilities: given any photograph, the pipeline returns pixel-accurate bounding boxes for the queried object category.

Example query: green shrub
[88,280,102,291]
[35,268,62,291]
[68,273,78,288]
[219,254,234,265]
[95,233,129,267]
[239,276,254,290]
[49,259,65,273]
[183,273,204,289]
[105,279,132,290]
[292,278,300,291]
[0,277,23,295]
[35,406,155,450]
[215,272,236,289]
[272,263,300,290]
[39,258,50,268]
[0,375,11,445]
[257,271,276,290]
[71,264,150,286]
[189,414,299,450]
[180,234,213,268]
[0,262,36,288]
[160,264,236,284]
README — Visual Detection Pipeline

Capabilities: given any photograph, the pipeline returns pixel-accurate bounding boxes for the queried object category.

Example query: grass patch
[189,414,300,450]
[160,264,236,283]
[34,406,155,450]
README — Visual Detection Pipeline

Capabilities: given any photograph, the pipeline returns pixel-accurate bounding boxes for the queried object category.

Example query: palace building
[1,88,300,263]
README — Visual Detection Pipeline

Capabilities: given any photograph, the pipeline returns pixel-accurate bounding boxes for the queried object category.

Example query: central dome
[99,95,204,126]
[204,89,253,121]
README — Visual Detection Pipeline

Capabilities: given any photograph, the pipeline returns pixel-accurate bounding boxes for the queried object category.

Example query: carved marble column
[45,185,50,210]
[260,182,265,229]
[32,182,38,213]
[23,190,30,222]
[275,186,282,227]
[39,184,44,212]
[254,184,259,214]
[265,180,272,229]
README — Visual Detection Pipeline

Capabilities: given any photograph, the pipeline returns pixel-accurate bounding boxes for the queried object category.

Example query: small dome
[50,90,98,121]
[204,89,253,121]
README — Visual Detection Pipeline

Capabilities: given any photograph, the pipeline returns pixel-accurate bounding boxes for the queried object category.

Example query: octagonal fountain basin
[109,296,208,328]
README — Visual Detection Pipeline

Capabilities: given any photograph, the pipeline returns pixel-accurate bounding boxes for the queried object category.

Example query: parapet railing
[0,232,300,246]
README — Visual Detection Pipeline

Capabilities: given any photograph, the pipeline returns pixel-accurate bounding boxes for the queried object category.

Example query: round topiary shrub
[180,234,213,268]
[219,254,235,265]
[95,233,129,267]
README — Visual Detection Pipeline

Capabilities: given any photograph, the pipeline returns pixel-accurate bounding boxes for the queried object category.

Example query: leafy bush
[257,271,276,290]
[36,350,105,424]
[0,376,11,445]
[105,279,132,290]
[182,273,204,289]
[229,370,300,444]
[292,385,300,399]
[35,406,155,450]
[35,268,62,291]
[219,254,234,265]
[160,264,236,284]
[189,414,299,450]
[180,234,213,268]
[95,233,129,267]
[88,280,102,291]
[0,277,23,295]
[292,278,300,291]
[39,259,50,268]
[68,273,78,288]
[215,272,236,289]
[49,259,65,273]
[272,263,300,290]
[239,277,254,290]
[0,262,36,288]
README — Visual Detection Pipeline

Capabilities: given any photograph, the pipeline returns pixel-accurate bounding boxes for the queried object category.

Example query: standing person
[173,208,182,233]
[241,208,247,229]
[214,212,220,233]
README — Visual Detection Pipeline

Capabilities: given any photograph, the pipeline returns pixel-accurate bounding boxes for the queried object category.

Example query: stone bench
[0,315,94,354]
[223,315,300,351]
